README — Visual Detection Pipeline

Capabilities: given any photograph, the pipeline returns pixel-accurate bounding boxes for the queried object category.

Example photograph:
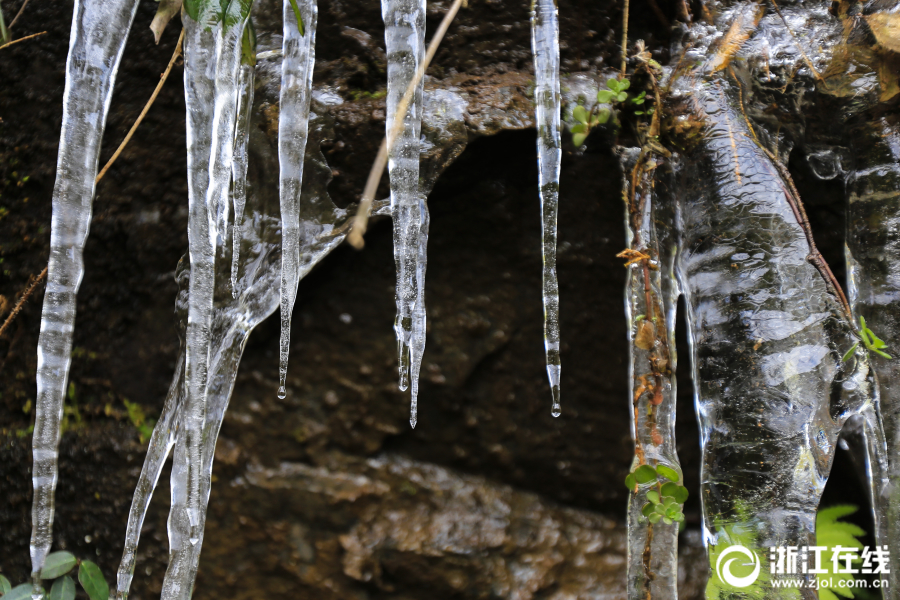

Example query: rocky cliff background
[0,0,874,597]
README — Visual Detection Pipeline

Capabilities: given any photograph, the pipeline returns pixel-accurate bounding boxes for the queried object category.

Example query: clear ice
[620,149,681,600]
[844,116,900,594]
[30,0,140,595]
[672,72,875,596]
[382,0,427,427]
[277,0,318,400]
[162,11,220,600]
[231,61,255,296]
[530,0,562,418]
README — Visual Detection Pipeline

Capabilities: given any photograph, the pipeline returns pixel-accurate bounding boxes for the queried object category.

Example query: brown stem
[0,30,45,50]
[0,267,47,339]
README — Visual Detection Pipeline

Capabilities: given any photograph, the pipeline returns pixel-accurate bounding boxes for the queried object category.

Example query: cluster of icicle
[32,0,900,597]
[620,1,900,598]
[28,0,475,595]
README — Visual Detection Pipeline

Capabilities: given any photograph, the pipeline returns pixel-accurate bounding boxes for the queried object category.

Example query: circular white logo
[715,545,761,588]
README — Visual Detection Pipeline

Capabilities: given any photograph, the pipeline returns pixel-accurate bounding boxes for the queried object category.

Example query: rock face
[0,0,872,598]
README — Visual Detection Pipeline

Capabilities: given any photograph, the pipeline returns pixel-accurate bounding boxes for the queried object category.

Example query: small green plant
[570,78,654,146]
[624,463,688,525]
[123,399,156,444]
[843,315,892,361]
[0,551,109,600]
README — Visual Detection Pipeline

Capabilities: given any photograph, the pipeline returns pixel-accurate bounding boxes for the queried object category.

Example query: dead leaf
[635,320,656,351]
[151,0,184,44]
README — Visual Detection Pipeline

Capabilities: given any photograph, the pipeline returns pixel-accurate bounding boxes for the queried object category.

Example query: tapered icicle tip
[551,385,561,417]
[410,397,418,429]
[277,386,287,399]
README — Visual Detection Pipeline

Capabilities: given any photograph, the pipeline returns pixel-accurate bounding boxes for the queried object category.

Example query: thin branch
[95,28,185,183]
[8,0,31,30]
[768,0,823,81]
[346,0,464,249]
[0,267,47,339]
[0,30,46,50]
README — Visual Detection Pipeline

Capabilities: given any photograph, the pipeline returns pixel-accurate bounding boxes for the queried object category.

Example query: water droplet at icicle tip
[277,386,287,399]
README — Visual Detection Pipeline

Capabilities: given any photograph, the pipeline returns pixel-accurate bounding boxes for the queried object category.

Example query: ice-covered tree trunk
[530,0,562,417]
[673,74,875,596]
[382,0,427,427]
[620,150,682,600]
[31,0,140,595]
[844,117,899,595]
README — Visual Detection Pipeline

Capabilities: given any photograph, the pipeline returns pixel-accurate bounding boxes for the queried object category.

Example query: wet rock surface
[0,0,876,597]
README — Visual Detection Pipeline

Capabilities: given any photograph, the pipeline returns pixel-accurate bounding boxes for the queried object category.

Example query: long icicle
[530,0,562,417]
[161,10,219,599]
[382,0,427,427]
[31,0,140,595]
[277,0,318,400]
[231,59,255,297]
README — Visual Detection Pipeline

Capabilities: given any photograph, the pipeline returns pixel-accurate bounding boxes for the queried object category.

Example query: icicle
[672,74,875,597]
[161,11,219,599]
[30,0,140,595]
[530,0,562,418]
[114,358,184,600]
[209,10,249,249]
[620,149,681,600]
[277,0,318,400]
[844,117,899,593]
[116,85,356,597]
[382,0,427,426]
[231,62,255,297]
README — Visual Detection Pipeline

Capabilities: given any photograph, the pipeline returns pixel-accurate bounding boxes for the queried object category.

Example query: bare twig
[768,0,823,81]
[95,28,185,183]
[8,0,31,30]
[346,0,464,249]
[0,267,47,339]
[0,29,46,50]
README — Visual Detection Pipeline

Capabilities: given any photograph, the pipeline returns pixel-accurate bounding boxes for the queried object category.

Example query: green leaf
[663,517,673,525]
[624,473,636,489]
[633,465,657,484]
[655,503,667,515]
[648,512,661,523]
[597,90,616,104]
[673,485,689,503]
[617,91,628,102]
[634,111,644,115]
[842,342,859,362]
[78,561,109,600]
[49,576,76,600]
[0,575,10,595]
[572,132,587,147]
[4,584,36,600]
[41,551,77,579]
[573,105,589,124]
[570,123,586,134]
[660,482,679,497]
[288,0,306,36]
[618,79,631,91]
[641,502,654,517]
[656,464,680,482]
[241,17,257,65]
[182,0,203,20]
[674,512,685,522]
[596,108,610,124]
[666,506,679,518]
[606,78,620,92]
[646,490,660,504]
[873,348,893,359]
